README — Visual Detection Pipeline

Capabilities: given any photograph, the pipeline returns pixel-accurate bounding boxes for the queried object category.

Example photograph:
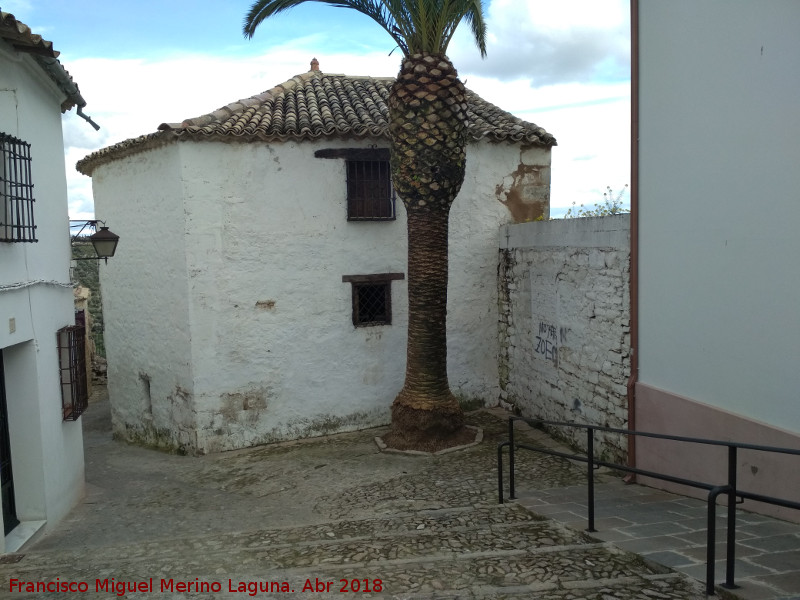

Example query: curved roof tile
[1,10,88,114]
[0,10,58,58]
[77,69,556,176]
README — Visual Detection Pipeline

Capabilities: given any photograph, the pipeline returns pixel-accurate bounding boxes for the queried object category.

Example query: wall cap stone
[500,214,630,250]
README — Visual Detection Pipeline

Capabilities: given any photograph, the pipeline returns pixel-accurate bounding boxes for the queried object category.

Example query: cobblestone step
[3,504,707,599]
[6,543,704,599]
[7,556,705,599]
[1,401,712,599]
[9,504,592,569]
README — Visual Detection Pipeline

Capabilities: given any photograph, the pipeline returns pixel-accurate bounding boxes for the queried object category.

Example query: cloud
[449,0,630,86]
[60,44,400,218]
[57,2,631,219]
[446,1,632,214]
[66,45,398,146]
[539,94,631,213]
[62,113,110,150]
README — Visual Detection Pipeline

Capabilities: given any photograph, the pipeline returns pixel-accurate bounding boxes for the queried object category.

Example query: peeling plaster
[495,147,551,223]
[220,387,270,424]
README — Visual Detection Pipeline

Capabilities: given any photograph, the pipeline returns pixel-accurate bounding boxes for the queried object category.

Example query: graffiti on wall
[535,321,569,366]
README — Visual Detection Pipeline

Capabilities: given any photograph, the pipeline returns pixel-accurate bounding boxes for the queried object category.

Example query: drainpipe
[34,55,100,130]
[626,0,640,477]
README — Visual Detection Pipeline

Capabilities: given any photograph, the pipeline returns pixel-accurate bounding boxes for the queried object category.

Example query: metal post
[587,427,596,532]
[707,490,718,596]
[706,485,729,596]
[509,418,516,500]
[723,446,739,589]
[497,442,506,504]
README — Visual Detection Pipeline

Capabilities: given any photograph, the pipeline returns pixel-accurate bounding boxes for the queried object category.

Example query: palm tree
[244,0,487,447]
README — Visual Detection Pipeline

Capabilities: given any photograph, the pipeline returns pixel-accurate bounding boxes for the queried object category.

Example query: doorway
[0,352,19,535]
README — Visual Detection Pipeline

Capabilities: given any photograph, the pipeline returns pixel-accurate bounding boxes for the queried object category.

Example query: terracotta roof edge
[77,70,556,174]
[1,11,90,114]
[0,10,58,58]
[76,131,177,176]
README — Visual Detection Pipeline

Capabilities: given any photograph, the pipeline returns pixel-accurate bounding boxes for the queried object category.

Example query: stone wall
[498,215,631,462]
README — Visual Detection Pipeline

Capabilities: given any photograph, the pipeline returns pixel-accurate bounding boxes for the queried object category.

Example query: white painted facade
[92,136,550,453]
[637,0,800,434]
[635,0,800,518]
[0,37,84,550]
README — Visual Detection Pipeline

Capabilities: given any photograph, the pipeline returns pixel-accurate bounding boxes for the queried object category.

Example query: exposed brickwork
[499,216,631,462]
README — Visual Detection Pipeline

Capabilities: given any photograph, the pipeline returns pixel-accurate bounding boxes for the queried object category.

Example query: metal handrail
[497,415,800,596]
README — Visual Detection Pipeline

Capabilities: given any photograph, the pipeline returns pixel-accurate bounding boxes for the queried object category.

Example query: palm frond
[440,0,486,57]
[243,0,486,58]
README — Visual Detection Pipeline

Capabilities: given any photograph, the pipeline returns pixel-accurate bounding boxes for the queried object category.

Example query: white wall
[177,139,404,451]
[182,137,526,452]
[0,40,84,546]
[0,43,73,284]
[449,143,550,406]
[92,144,195,453]
[95,134,546,452]
[637,0,800,433]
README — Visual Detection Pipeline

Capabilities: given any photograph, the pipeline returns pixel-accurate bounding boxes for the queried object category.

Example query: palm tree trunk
[388,53,467,441]
[392,207,463,438]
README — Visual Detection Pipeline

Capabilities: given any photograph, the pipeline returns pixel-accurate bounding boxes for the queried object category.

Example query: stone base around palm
[384,393,464,447]
[376,425,482,455]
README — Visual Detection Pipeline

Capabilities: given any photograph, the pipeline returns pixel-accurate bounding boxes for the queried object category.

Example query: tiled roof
[0,10,87,113]
[0,9,58,57]
[77,68,556,176]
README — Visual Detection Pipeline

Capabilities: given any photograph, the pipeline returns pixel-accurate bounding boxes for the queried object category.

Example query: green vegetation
[71,242,105,357]
[564,185,630,218]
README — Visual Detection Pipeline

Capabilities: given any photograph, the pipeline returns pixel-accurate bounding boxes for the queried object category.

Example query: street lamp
[70,220,120,262]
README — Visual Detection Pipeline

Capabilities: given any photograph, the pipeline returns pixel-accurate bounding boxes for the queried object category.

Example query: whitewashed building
[1,11,95,550]
[632,0,800,520]
[78,60,556,454]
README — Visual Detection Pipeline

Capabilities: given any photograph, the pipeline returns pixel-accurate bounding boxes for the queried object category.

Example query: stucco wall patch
[495,146,551,223]
[220,387,270,424]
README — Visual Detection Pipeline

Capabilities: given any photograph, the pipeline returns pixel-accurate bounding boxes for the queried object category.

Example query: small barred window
[342,273,405,327]
[346,160,395,221]
[0,133,37,243]
[314,148,395,221]
[57,325,88,421]
[354,283,390,325]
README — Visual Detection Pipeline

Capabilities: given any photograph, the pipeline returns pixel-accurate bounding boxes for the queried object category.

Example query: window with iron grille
[57,325,88,421]
[314,148,395,221]
[346,160,395,221]
[342,273,405,327]
[0,132,37,243]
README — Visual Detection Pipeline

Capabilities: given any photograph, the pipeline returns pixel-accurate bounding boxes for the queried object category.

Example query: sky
[4,0,631,219]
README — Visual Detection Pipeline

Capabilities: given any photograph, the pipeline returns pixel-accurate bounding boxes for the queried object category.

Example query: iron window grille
[342,273,405,327]
[57,325,88,421]
[314,148,395,221]
[346,160,395,221]
[0,133,37,243]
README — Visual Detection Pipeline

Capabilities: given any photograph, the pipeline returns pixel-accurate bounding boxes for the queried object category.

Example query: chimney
[310,57,319,72]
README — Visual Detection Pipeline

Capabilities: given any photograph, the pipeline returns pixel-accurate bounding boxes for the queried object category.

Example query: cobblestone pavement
[1,386,778,599]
